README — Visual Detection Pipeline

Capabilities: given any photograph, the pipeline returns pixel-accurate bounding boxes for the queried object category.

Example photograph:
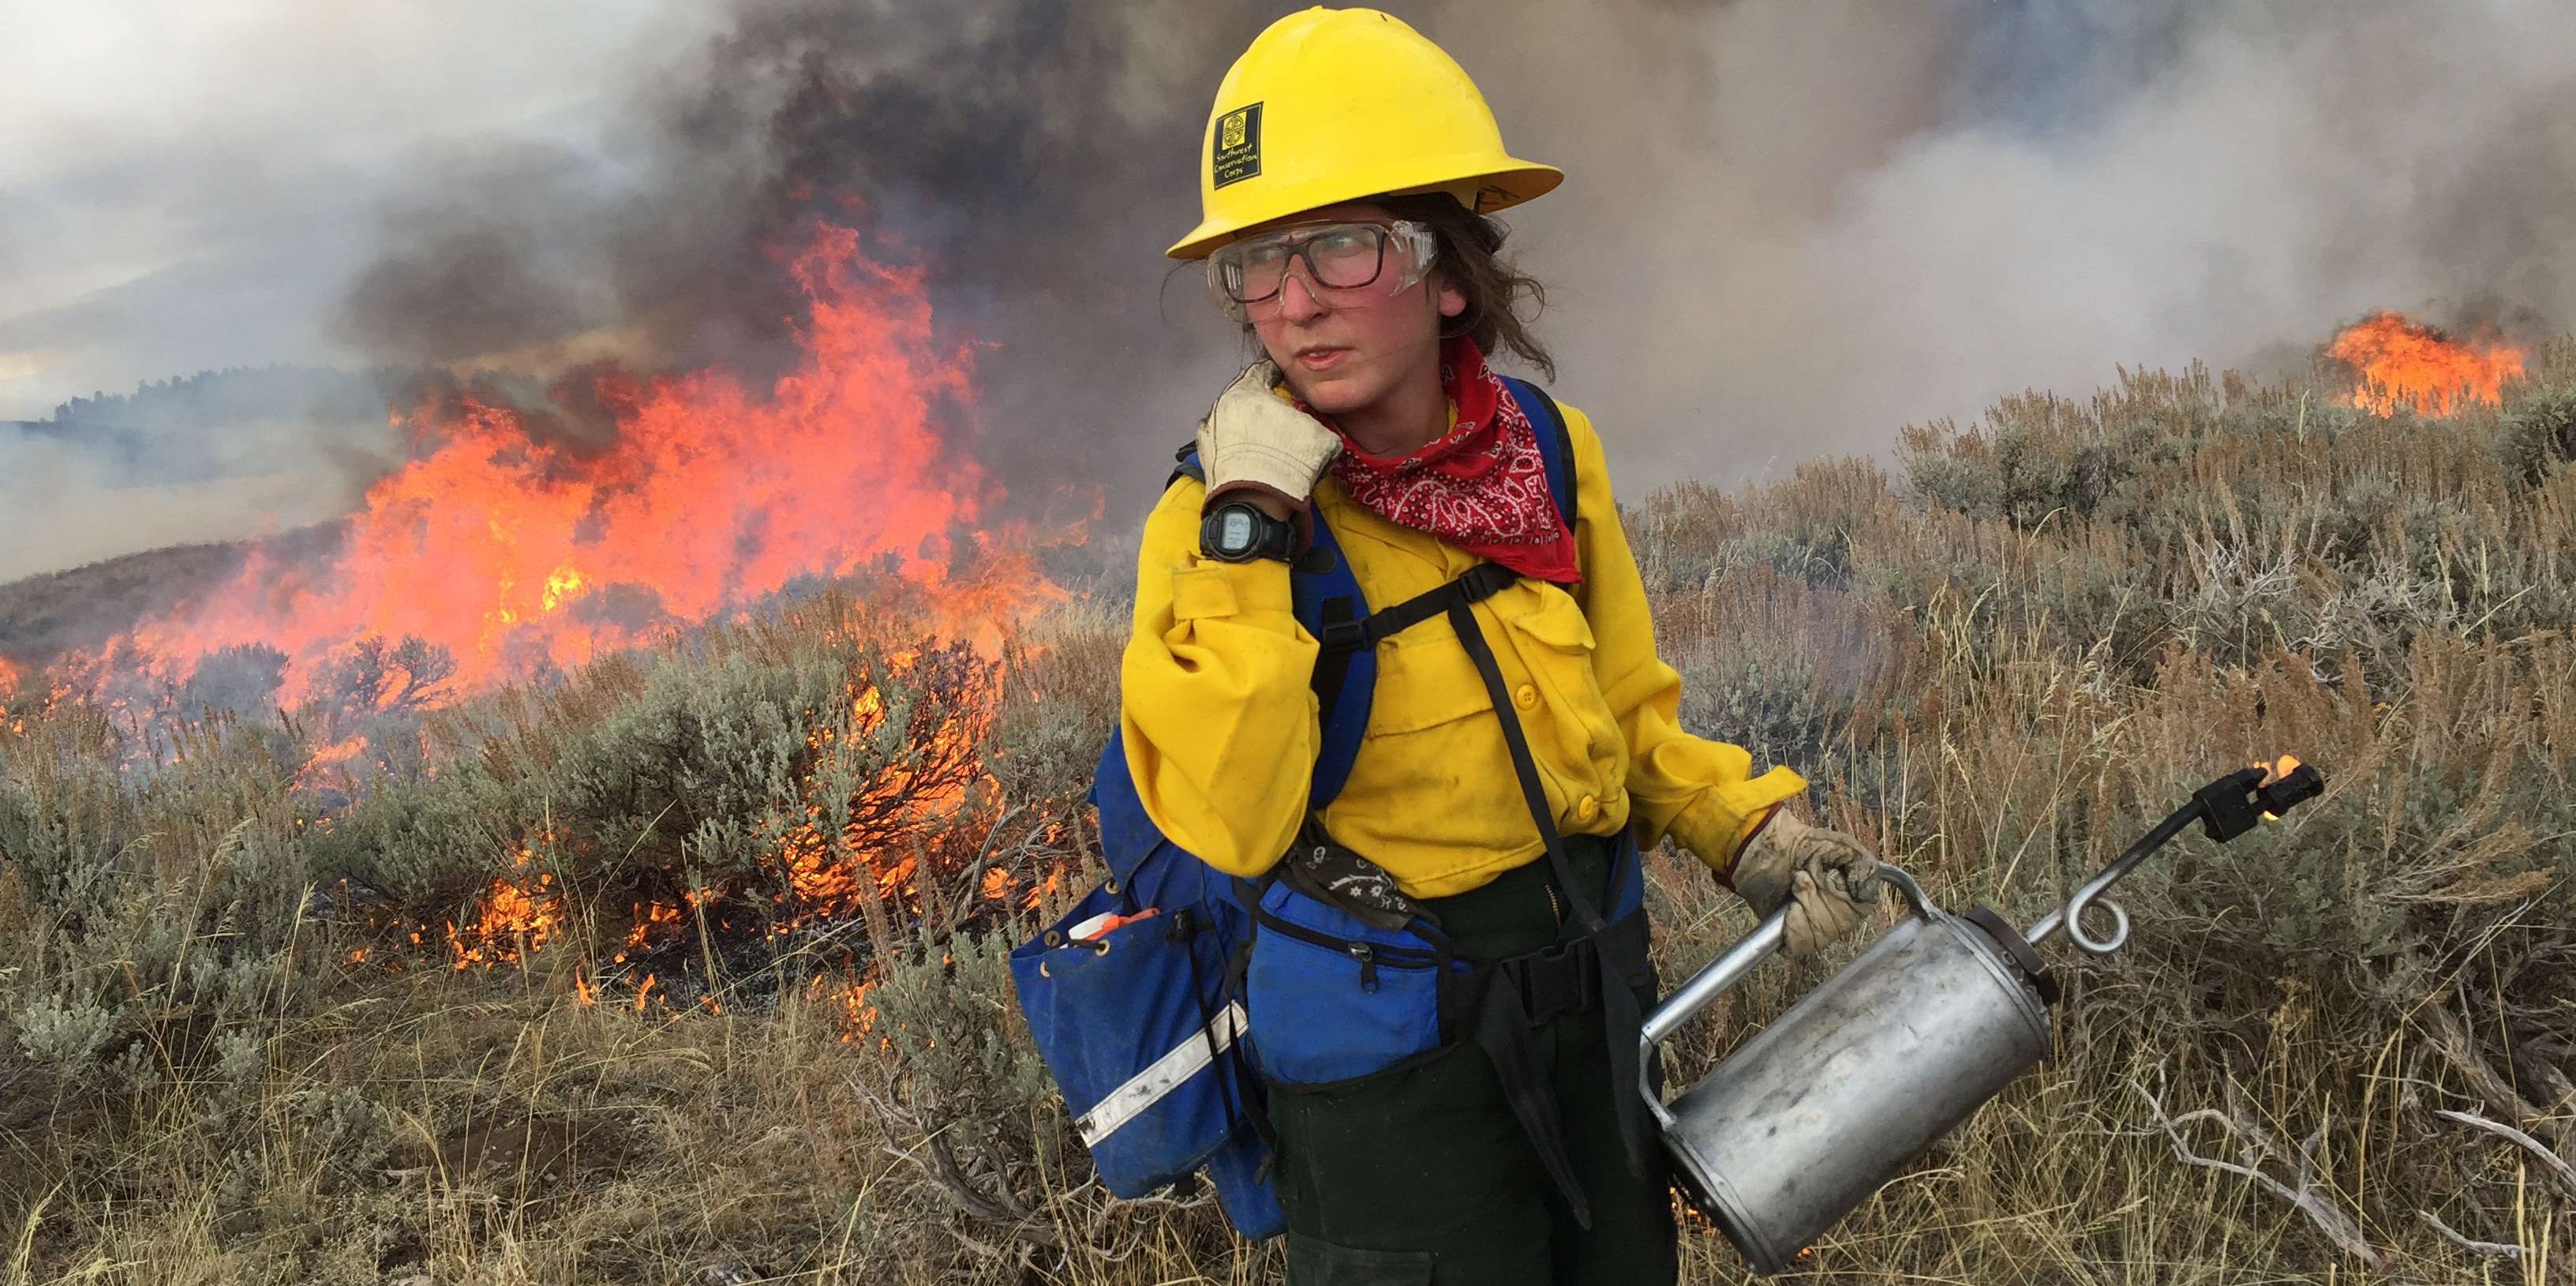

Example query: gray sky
[0,0,710,419]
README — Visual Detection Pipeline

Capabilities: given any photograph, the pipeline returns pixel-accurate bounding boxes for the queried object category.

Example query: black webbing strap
[1469,966,1589,1224]
[1436,580,1670,1223]
[1310,597,1361,726]
[1316,561,1520,656]
[1229,875,1282,1170]
[1309,562,1518,760]
[1592,909,1660,1181]
[1455,907,1657,1229]
[1442,597,1605,933]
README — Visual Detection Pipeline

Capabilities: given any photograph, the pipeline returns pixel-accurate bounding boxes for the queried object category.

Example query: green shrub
[2501,382,2576,482]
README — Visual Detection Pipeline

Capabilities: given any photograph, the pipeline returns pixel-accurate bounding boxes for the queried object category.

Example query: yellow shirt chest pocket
[1354,583,1627,810]
[1361,625,1496,737]
[1496,589,1627,797]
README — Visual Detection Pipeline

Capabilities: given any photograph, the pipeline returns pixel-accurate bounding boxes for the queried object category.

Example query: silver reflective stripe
[1075,1001,1249,1147]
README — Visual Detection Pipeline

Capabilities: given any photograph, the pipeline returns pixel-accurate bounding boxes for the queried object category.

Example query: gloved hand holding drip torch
[1728,809,1884,957]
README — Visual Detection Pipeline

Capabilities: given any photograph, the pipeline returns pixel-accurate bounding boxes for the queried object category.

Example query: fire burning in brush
[447,849,561,969]
[428,644,1018,976]
[73,219,1039,712]
[18,214,1088,984]
[2327,311,2525,417]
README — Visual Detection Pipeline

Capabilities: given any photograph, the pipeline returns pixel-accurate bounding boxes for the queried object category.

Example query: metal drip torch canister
[1642,759,2326,1275]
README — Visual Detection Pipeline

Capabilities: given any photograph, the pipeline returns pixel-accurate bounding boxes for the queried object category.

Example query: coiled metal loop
[2063,891,2131,954]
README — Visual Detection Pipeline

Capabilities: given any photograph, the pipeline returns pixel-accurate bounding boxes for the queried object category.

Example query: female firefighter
[1120,9,1883,1283]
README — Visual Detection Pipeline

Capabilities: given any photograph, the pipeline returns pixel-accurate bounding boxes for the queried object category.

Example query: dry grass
[6,352,2576,1283]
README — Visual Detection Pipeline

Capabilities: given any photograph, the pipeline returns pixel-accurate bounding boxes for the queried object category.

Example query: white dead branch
[848,1075,1063,1252]
[2417,999,2576,1164]
[2129,1078,2385,1269]
[2433,1108,2576,1203]
[2417,1209,2522,1260]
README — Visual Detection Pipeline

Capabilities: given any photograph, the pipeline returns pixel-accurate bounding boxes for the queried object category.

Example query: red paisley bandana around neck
[1324,337,1580,585]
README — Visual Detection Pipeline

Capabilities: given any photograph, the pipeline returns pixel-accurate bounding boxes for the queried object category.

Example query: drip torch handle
[2024,760,2326,954]
[1638,868,1934,1126]
[1639,905,1787,1127]
[1641,906,1788,1052]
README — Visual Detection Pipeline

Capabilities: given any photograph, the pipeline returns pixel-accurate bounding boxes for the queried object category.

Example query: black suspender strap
[1310,596,1362,721]
[1310,559,1517,739]
[1301,552,1608,932]
[1441,597,1607,934]
[1268,406,1657,1217]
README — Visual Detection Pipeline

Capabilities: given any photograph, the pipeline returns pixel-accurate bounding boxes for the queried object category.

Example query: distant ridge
[0,525,343,668]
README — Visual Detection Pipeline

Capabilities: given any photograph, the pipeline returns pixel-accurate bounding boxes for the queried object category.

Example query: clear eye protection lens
[1383,220,1436,294]
[1207,256,1253,322]
[1204,219,1439,322]
[1306,230,1382,287]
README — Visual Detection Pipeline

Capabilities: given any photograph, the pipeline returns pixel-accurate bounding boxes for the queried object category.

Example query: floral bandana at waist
[1321,337,1580,585]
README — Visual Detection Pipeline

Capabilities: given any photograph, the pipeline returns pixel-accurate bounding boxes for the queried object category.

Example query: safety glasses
[1207,219,1439,321]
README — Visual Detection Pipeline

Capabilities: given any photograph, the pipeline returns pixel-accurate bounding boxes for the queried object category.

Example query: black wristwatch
[1199,500,1297,563]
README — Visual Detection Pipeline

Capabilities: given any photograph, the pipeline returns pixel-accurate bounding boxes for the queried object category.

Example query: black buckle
[1515,941,1594,1023]
[1319,619,1369,652]
[1459,563,1518,600]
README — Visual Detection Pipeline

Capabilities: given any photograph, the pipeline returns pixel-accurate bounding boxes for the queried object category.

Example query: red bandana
[1323,338,1580,585]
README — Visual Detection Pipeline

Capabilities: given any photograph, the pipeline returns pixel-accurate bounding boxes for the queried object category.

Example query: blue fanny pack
[1013,378,1642,1238]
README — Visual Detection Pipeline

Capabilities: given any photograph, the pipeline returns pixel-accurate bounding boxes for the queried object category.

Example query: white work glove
[1728,810,1884,958]
[1194,359,1341,513]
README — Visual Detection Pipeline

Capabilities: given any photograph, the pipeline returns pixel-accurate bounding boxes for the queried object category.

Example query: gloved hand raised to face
[1728,810,1884,958]
[1195,359,1342,516]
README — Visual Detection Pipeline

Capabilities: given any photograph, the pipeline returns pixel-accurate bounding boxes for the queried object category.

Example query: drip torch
[1641,757,2327,1274]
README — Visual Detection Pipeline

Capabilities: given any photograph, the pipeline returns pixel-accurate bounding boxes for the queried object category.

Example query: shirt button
[1514,684,1539,710]
[1576,795,1600,822]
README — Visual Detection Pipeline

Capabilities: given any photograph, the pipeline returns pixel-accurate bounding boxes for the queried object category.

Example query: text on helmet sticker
[1214,103,1263,188]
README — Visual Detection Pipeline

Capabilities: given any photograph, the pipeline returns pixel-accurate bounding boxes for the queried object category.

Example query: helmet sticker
[1213,103,1264,188]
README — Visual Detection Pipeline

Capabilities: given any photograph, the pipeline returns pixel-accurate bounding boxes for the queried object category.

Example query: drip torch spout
[2024,757,2324,954]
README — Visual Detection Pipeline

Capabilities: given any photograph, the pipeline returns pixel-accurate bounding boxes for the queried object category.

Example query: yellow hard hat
[1166,8,1562,261]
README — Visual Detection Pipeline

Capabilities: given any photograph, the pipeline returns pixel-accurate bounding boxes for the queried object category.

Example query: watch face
[1219,509,1255,553]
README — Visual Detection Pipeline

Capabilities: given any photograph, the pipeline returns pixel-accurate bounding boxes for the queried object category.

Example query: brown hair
[1376,191,1556,382]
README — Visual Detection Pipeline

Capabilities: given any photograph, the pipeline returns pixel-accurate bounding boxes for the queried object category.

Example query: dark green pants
[1265,837,1678,1285]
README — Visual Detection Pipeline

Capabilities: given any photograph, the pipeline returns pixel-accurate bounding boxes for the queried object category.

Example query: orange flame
[445,848,562,968]
[2255,754,2305,820]
[813,973,878,1043]
[2327,312,2524,417]
[87,219,1023,706]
